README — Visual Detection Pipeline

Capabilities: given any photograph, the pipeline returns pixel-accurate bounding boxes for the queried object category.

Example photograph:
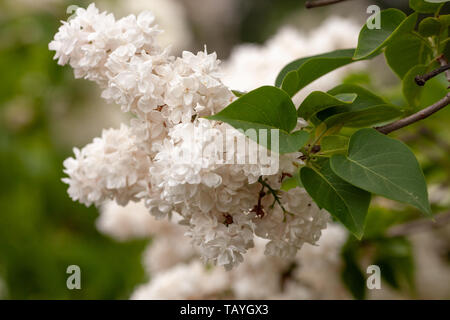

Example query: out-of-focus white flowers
[51,3,329,270]
[126,211,350,300]
[221,17,363,105]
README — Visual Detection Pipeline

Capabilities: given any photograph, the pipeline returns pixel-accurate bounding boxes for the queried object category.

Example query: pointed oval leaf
[207,86,308,153]
[330,128,431,216]
[297,91,356,120]
[208,86,297,132]
[275,49,358,97]
[300,159,371,238]
[354,10,417,60]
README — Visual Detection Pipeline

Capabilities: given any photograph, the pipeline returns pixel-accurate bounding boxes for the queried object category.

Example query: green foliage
[410,0,446,13]
[385,34,433,79]
[212,5,448,244]
[319,135,349,156]
[275,49,358,97]
[403,64,430,108]
[315,84,403,128]
[298,91,356,120]
[300,159,371,238]
[208,86,309,153]
[330,129,431,215]
[418,17,442,37]
[0,7,148,299]
[354,10,417,60]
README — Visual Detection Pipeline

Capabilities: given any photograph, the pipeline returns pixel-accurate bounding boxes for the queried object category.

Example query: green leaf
[297,91,356,120]
[207,86,309,153]
[300,159,371,238]
[402,64,429,108]
[354,10,417,60]
[275,49,358,97]
[418,17,442,37]
[410,0,444,13]
[313,84,403,127]
[322,104,403,128]
[280,71,300,97]
[385,33,433,79]
[330,128,432,216]
[320,135,349,156]
[209,86,297,132]
[327,84,388,109]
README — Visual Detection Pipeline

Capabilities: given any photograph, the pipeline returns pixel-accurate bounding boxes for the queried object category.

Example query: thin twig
[436,54,450,83]
[258,177,287,212]
[305,0,348,9]
[387,211,450,237]
[415,64,450,86]
[375,93,450,134]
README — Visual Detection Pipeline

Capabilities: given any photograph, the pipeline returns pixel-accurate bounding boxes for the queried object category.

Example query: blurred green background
[0,0,449,299]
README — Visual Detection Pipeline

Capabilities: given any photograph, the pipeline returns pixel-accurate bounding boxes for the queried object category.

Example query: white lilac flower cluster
[50,3,329,270]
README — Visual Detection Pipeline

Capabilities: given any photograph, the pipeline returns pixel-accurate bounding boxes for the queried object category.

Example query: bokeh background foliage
[0,0,150,299]
[0,0,449,299]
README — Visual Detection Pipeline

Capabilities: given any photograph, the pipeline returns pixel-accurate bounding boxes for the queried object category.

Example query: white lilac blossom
[51,3,328,269]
